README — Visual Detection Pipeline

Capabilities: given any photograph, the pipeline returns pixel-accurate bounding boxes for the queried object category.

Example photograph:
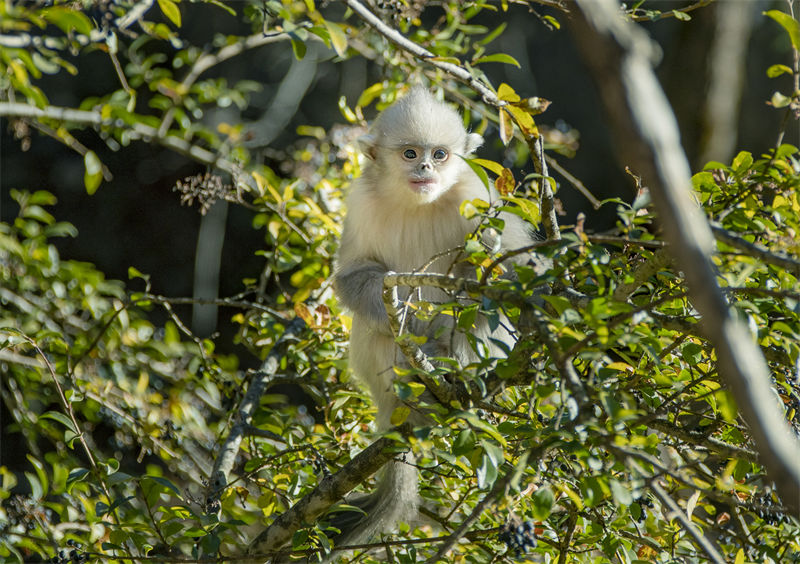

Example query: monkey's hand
[333,260,393,334]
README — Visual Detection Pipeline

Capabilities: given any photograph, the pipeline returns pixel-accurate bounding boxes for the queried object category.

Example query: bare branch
[711,223,800,277]
[247,424,412,556]
[649,480,726,564]
[645,418,759,463]
[205,318,305,508]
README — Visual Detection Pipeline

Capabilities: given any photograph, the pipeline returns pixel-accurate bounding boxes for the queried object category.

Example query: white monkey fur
[332,87,539,547]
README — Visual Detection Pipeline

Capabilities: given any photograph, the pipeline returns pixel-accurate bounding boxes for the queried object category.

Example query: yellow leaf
[499,108,514,145]
[471,158,505,176]
[157,0,181,27]
[294,303,315,326]
[390,405,410,425]
[497,82,520,102]
[494,168,516,196]
[606,362,633,374]
[734,548,744,564]
[323,21,348,57]
[505,105,538,137]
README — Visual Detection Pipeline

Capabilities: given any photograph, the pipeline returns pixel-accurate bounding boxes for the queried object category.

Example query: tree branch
[570,0,800,511]
[247,424,412,556]
[649,480,726,564]
[711,223,800,277]
[205,318,305,508]
[645,418,759,463]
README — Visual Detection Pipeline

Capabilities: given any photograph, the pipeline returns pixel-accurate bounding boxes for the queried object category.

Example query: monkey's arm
[333,260,393,332]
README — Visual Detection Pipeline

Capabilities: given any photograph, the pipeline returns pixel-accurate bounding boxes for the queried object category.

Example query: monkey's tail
[329,455,419,548]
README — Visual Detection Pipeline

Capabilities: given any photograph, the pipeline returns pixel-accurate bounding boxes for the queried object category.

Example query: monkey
[331,86,546,548]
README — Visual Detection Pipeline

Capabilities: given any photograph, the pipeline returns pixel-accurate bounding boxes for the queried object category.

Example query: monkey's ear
[465,132,483,154]
[357,134,379,160]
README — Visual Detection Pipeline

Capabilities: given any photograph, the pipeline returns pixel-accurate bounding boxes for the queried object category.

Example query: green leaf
[406,382,426,398]
[765,10,800,51]
[158,0,182,28]
[452,429,476,456]
[39,411,77,434]
[42,7,94,36]
[716,389,738,422]
[144,475,182,497]
[67,467,90,491]
[463,158,491,191]
[531,486,555,520]
[672,10,691,21]
[767,64,793,78]
[357,82,385,109]
[83,151,103,195]
[128,266,150,281]
[771,91,793,108]
[476,452,498,489]
[609,479,633,507]
[290,36,307,60]
[473,53,520,67]
[477,22,507,46]
[731,151,753,174]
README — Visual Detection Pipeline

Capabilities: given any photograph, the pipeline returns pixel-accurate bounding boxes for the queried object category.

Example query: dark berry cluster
[632,495,654,522]
[750,490,789,526]
[50,540,88,564]
[498,518,538,557]
[306,449,329,476]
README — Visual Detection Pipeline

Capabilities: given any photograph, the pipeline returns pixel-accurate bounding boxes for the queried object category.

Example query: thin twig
[247,424,412,555]
[649,481,726,564]
[205,318,306,507]
[711,223,800,277]
[645,418,759,463]
[546,154,602,209]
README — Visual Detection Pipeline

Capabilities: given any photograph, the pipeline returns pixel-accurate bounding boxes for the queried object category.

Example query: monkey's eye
[432,148,448,161]
[403,148,418,160]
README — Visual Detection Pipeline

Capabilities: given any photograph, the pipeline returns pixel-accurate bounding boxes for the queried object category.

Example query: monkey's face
[393,144,460,204]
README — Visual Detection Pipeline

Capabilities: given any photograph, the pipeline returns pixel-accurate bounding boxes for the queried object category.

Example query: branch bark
[247,424,411,557]
[205,318,305,508]
[569,0,800,512]
[711,223,800,278]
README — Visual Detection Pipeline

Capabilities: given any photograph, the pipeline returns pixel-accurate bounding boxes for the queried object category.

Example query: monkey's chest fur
[357,189,476,276]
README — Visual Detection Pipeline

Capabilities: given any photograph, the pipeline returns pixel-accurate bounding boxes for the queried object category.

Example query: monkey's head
[360,87,483,205]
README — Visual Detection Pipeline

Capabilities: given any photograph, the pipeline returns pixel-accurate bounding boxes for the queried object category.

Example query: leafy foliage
[1,1,800,563]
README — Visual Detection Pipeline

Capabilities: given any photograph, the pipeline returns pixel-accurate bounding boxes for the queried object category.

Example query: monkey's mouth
[409,178,438,193]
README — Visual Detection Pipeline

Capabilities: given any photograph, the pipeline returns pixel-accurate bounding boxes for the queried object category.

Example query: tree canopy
[1,1,800,563]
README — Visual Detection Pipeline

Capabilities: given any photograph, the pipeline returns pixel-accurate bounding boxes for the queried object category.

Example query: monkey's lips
[409,178,438,194]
